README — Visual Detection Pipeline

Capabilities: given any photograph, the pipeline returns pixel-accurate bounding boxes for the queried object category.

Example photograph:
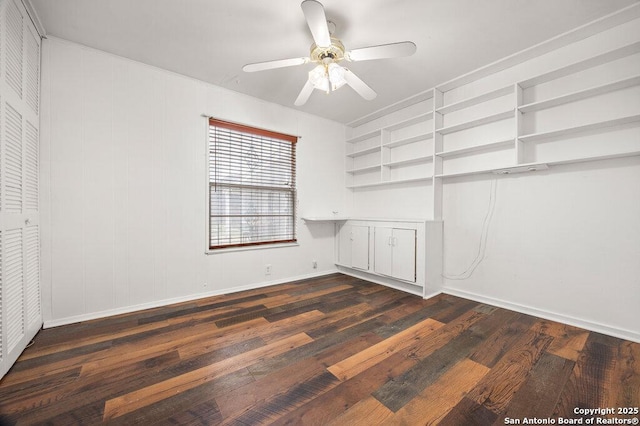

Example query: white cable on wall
[443,178,498,280]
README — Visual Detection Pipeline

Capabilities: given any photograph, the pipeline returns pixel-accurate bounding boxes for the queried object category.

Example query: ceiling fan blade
[243,57,309,73]
[346,41,417,62]
[343,69,377,100]
[295,80,315,106]
[301,0,331,48]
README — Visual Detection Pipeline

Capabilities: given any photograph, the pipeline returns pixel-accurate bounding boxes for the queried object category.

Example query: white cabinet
[337,224,370,271]
[374,227,416,282]
[335,219,442,297]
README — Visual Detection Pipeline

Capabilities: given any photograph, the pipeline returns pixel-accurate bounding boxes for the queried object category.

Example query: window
[208,118,297,250]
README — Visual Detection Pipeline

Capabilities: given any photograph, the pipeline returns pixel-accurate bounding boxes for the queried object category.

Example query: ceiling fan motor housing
[310,38,345,63]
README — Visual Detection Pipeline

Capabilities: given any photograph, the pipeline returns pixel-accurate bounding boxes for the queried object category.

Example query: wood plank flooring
[0,273,638,425]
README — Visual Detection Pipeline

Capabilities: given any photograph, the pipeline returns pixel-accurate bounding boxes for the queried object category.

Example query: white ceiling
[30,0,637,124]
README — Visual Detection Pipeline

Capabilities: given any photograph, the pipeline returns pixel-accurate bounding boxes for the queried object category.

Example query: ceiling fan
[242,0,417,106]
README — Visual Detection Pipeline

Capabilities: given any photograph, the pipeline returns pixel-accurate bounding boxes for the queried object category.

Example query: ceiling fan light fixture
[309,64,330,93]
[328,63,347,90]
[309,63,347,94]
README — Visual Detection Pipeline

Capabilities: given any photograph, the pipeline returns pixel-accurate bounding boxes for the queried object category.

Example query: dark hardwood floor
[0,273,638,425]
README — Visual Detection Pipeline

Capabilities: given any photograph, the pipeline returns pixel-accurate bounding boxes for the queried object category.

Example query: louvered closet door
[0,0,42,380]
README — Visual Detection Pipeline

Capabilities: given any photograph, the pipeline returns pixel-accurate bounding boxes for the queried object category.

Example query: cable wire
[443,178,498,280]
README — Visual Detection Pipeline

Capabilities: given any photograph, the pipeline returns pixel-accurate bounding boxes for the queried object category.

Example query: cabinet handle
[388,236,393,246]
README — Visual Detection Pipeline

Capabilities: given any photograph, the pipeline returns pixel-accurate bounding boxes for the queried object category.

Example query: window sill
[205,242,299,255]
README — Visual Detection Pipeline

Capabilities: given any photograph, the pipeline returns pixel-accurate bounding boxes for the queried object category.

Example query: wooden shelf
[519,75,640,113]
[518,114,640,143]
[437,85,513,115]
[346,164,381,174]
[519,41,640,88]
[383,155,433,167]
[436,138,514,158]
[436,110,513,135]
[384,132,433,148]
[348,176,432,189]
[346,146,380,157]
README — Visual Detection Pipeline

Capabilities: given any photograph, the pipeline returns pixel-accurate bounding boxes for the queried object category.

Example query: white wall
[443,159,640,341]
[40,37,348,326]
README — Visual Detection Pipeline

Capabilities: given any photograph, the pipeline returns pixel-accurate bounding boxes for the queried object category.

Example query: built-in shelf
[346,164,381,174]
[347,176,432,189]
[518,114,640,143]
[435,163,549,178]
[434,149,640,179]
[302,217,349,222]
[346,27,640,191]
[544,150,640,166]
[346,110,435,189]
[436,138,514,158]
[346,146,380,157]
[384,155,433,167]
[519,41,640,88]
[385,112,434,131]
[384,132,433,148]
[434,167,499,179]
[519,75,640,113]
[346,112,433,144]
[437,85,513,115]
[346,129,380,144]
[436,110,514,135]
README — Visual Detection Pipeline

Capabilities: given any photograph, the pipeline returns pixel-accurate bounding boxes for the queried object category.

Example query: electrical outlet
[265,264,271,275]
[312,260,318,269]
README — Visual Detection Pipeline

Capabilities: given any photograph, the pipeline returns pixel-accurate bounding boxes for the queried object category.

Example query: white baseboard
[336,266,423,297]
[43,270,639,344]
[443,287,640,344]
[43,269,339,328]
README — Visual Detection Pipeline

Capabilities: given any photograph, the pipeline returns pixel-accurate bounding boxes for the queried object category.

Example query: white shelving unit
[435,109,514,135]
[436,138,513,158]
[384,155,433,167]
[346,108,435,188]
[435,85,513,115]
[346,146,379,157]
[518,74,640,113]
[384,132,433,148]
[518,114,640,143]
[344,35,640,220]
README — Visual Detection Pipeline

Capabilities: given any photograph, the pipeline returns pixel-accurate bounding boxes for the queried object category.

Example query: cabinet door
[392,228,416,282]
[374,227,393,277]
[351,225,370,270]
[337,224,352,266]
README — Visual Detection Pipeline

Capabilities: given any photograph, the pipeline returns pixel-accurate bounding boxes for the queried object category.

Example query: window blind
[208,118,297,249]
